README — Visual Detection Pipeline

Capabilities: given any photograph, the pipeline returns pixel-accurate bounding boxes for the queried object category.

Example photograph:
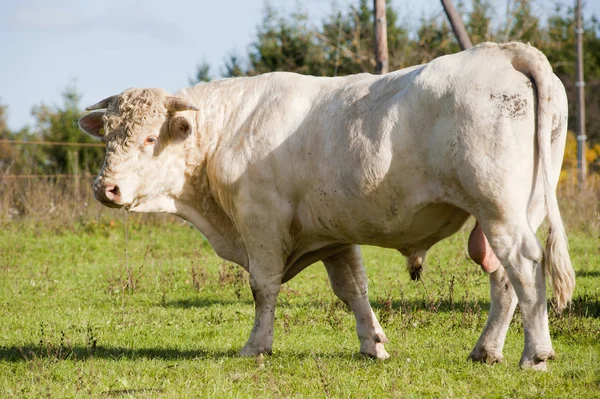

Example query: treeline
[0,86,104,175]
[1,0,599,175]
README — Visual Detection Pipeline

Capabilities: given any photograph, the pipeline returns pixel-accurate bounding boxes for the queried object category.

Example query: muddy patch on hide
[489,92,528,119]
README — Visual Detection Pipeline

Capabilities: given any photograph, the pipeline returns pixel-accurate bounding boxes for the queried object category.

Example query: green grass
[1,215,599,398]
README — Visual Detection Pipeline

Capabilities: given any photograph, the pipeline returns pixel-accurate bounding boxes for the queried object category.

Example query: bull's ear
[78,111,106,138]
[168,116,192,142]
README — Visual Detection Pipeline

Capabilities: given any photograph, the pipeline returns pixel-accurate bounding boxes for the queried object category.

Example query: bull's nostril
[94,182,124,208]
[108,185,120,197]
[103,184,121,201]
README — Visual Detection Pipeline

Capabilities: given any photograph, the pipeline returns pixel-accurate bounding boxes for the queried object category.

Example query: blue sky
[1,0,597,131]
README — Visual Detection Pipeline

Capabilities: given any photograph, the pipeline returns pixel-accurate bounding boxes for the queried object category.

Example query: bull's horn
[164,97,199,112]
[85,95,118,111]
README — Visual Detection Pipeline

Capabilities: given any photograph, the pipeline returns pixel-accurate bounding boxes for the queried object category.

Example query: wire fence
[0,139,104,148]
[1,174,96,179]
[1,139,103,182]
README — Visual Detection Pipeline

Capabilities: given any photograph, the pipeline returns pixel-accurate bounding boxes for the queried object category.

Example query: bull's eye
[143,136,157,146]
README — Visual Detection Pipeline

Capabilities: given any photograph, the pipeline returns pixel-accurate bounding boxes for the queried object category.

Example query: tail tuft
[544,226,575,311]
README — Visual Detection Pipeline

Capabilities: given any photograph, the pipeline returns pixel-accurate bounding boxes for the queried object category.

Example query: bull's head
[78,88,199,212]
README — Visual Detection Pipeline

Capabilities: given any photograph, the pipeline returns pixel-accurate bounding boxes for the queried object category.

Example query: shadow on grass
[0,344,358,363]
[162,298,253,308]
[370,298,491,314]
[164,295,599,318]
[165,296,493,314]
[568,295,600,318]
[576,270,600,278]
[368,296,599,318]
[0,345,237,363]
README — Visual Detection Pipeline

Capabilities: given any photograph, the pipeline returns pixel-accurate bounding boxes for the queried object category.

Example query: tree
[415,17,460,62]
[222,53,246,77]
[32,84,104,174]
[246,6,322,76]
[189,60,213,85]
[0,102,15,172]
[507,0,541,45]
[0,103,44,174]
[317,0,411,74]
[319,0,376,74]
[467,0,491,44]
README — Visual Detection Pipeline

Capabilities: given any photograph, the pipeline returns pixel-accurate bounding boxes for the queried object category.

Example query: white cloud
[6,1,189,44]
[9,6,82,31]
[88,4,189,45]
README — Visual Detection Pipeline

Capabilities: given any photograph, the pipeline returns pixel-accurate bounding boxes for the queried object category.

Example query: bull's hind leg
[469,204,549,364]
[468,264,518,363]
[478,218,554,370]
[323,245,389,359]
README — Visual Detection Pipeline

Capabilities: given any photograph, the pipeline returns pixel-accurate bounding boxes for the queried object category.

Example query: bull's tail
[507,42,575,311]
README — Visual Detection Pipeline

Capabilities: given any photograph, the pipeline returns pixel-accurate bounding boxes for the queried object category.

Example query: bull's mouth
[99,200,125,209]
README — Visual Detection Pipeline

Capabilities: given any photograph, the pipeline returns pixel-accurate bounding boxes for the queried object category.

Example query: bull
[79,42,575,370]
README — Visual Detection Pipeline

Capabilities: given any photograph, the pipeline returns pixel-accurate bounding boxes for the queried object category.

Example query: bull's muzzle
[94,180,124,208]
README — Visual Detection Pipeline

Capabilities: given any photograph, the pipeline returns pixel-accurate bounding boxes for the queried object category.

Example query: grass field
[0,206,599,398]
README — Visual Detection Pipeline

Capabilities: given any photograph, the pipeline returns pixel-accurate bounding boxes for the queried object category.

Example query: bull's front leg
[323,245,389,359]
[236,200,288,357]
[239,256,284,356]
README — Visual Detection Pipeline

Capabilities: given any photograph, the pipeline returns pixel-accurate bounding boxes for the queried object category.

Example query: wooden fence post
[374,0,389,74]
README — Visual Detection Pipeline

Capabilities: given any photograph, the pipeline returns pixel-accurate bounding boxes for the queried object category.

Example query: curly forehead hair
[103,88,168,138]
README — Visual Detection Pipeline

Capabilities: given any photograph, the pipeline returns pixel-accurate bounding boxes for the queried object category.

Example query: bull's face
[78,88,199,213]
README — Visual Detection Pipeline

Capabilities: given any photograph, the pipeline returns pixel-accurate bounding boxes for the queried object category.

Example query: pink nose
[104,184,121,201]
[94,182,122,206]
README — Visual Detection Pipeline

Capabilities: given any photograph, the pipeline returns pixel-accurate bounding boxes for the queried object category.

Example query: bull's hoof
[360,333,390,360]
[519,350,555,371]
[239,345,272,357]
[467,348,504,364]
[360,347,390,360]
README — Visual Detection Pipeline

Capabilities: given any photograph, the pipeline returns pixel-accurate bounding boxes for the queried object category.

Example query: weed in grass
[189,249,208,292]
[326,299,346,331]
[448,274,456,311]
[158,261,176,307]
[85,326,98,358]
[377,293,395,326]
[283,312,291,334]
[218,261,248,300]
[219,261,247,287]
[312,353,331,399]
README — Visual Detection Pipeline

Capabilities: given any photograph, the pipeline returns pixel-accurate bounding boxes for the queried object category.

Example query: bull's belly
[350,202,469,250]
[297,201,471,255]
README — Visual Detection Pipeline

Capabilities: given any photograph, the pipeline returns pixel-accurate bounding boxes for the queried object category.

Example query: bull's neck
[172,79,259,268]
[180,77,266,155]
[177,76,269,203]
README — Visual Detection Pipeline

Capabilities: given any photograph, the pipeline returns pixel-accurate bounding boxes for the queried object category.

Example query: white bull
[79,42,575,370]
